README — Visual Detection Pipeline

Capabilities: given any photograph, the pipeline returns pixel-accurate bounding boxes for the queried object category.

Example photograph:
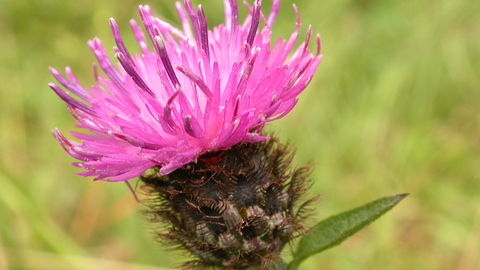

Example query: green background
[1,0,479,269]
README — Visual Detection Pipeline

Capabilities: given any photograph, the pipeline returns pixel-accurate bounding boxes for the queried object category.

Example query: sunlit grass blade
[0,171,86,256]
[5,248,172,270]
[288,194,409,270]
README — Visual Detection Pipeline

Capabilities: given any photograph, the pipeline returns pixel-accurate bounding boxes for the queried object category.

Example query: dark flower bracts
[142,138,313,269]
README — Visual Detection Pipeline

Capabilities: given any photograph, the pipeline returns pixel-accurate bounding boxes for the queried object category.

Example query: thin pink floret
[50,0,322,182]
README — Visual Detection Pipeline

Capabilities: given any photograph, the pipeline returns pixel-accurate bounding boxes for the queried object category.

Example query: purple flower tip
[50,0,322,182]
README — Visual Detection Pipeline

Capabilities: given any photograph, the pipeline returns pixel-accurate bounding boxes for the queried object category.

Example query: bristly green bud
[140,137,314,269]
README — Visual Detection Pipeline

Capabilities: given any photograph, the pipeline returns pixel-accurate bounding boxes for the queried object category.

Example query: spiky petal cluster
[50,0,322,182]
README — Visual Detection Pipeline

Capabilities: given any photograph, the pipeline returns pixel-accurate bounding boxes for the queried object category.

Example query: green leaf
[288,193,408,270]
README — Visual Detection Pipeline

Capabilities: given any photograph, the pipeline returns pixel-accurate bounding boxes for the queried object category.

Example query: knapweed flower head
[50,0,321,182]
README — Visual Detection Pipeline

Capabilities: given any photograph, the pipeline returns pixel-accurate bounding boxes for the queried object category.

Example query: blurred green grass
[0,0,479,269]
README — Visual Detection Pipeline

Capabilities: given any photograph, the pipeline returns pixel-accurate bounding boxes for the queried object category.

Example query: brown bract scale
[140,138,314,269]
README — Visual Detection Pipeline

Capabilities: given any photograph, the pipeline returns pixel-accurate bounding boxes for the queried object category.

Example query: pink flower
[50,0,322,182]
